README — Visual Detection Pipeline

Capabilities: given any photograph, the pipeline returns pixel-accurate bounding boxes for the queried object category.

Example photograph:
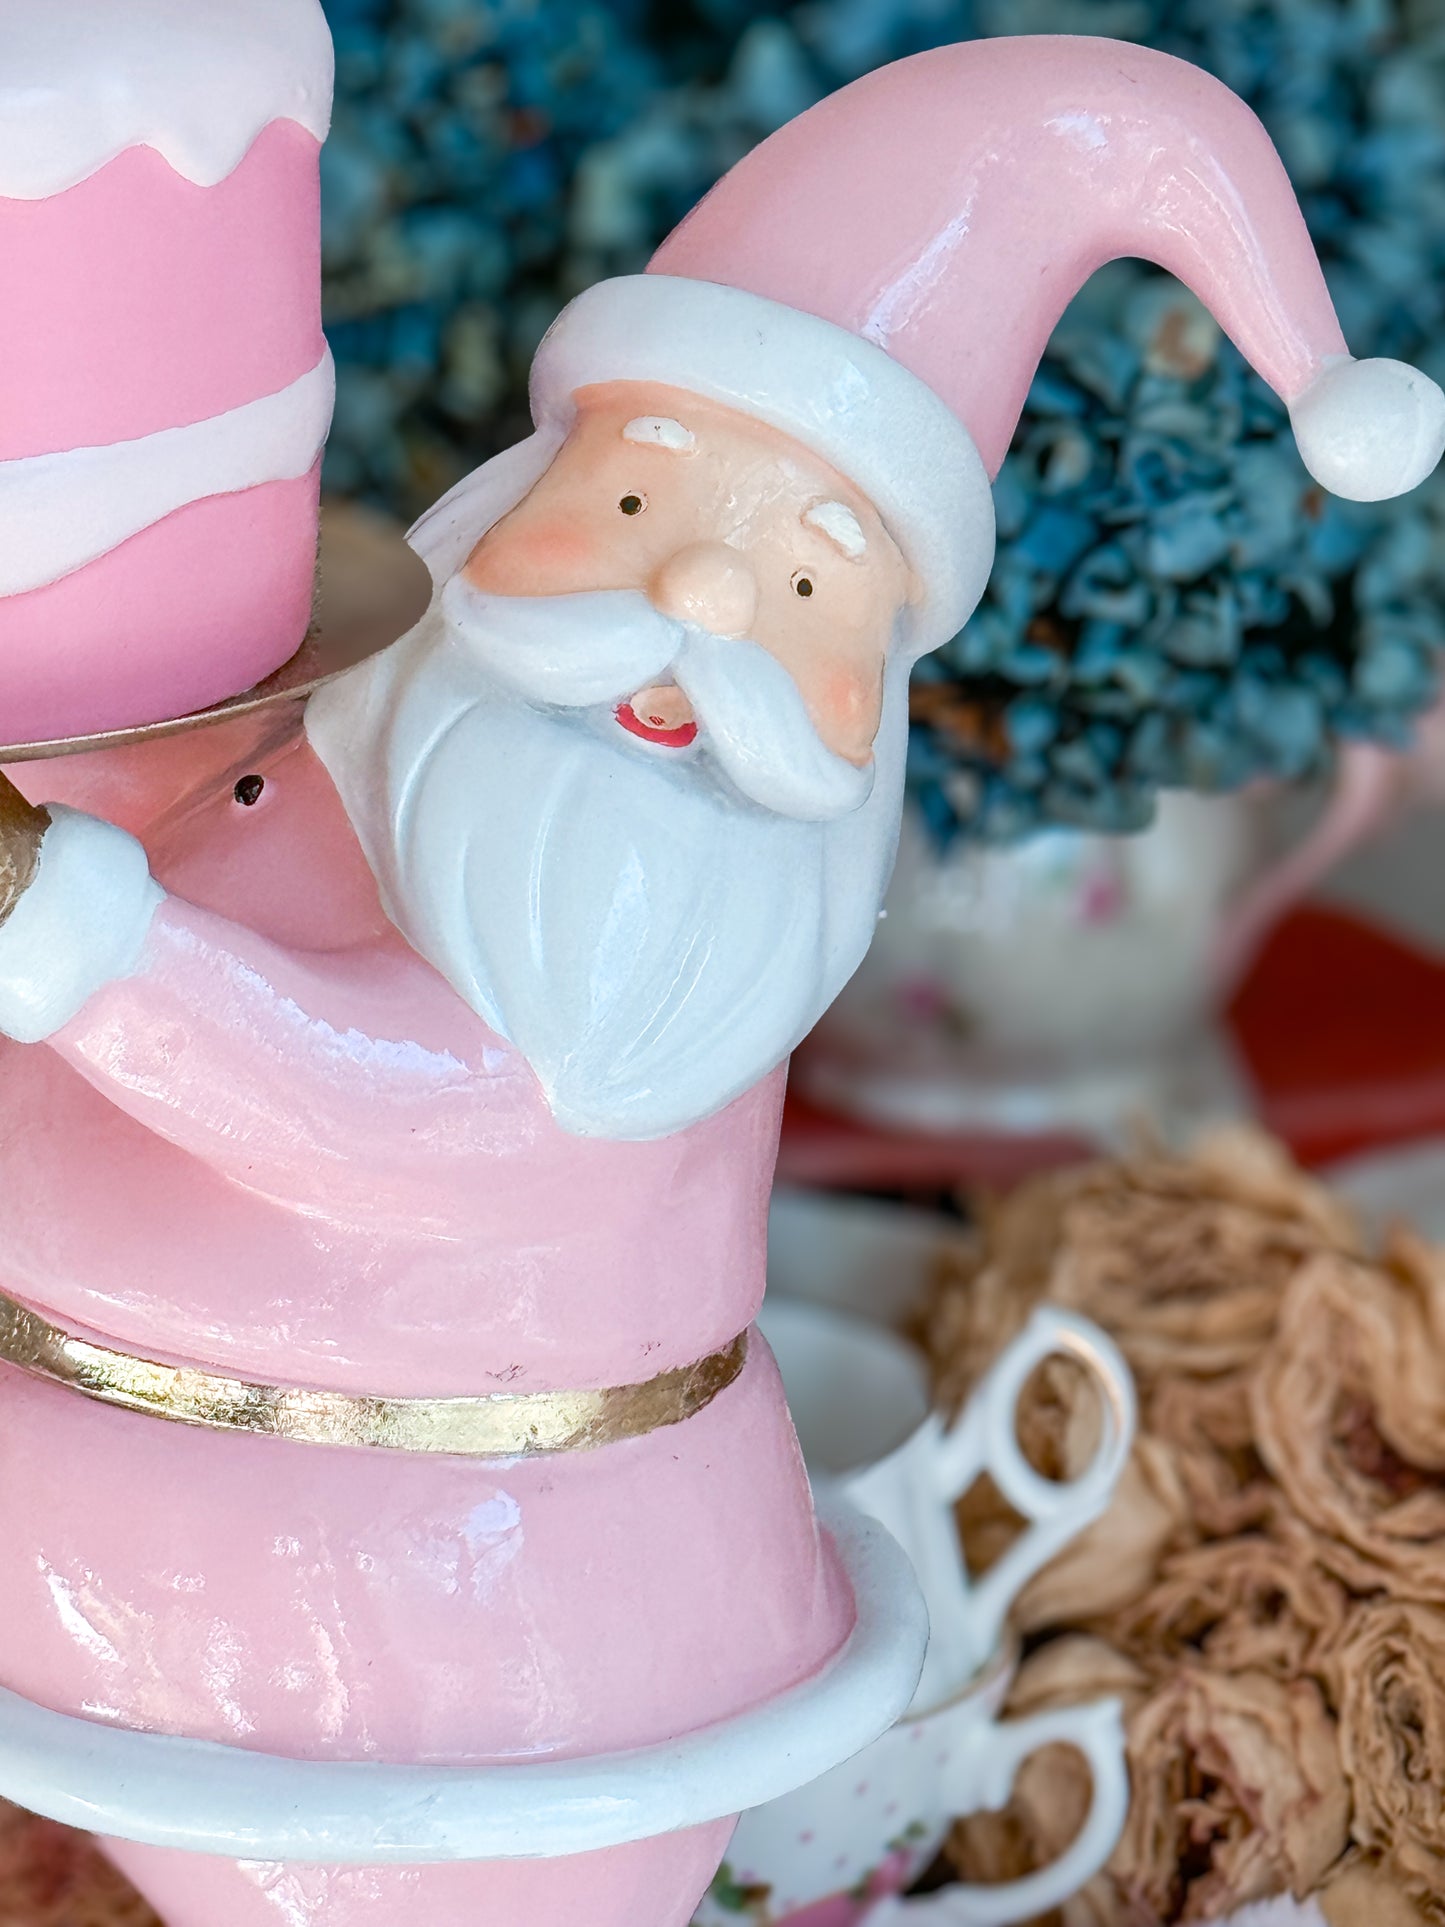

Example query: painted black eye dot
[619,493,646,516]
[234,774,265,807]
[792,572,815,598]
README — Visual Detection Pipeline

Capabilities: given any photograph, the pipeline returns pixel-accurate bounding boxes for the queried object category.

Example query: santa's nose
[649,542,757,637]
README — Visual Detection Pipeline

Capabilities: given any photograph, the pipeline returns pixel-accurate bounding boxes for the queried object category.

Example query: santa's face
[464,382,915,767]
[308,386,915,1140]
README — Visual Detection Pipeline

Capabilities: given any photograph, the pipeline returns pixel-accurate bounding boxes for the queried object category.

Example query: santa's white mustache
[438,574,875,823]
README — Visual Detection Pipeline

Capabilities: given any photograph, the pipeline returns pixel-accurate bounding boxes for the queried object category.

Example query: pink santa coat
[0,710,852,1780]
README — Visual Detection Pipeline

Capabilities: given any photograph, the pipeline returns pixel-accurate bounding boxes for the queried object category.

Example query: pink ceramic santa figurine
[0,34,1441,1927]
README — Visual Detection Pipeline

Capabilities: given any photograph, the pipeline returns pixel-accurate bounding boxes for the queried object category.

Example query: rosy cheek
[505,521,602,575]
[466,518,602,591]
[813,667,882,761]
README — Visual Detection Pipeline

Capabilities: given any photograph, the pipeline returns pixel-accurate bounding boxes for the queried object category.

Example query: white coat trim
[0,1498,926,1864]
[0,350,335,597]
[0,808,162,1045]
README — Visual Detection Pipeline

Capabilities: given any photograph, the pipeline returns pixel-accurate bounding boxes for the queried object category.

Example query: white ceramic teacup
[693,1642,1126,1927]
[802,761,1396,1146]
[691,1298,1135,1926]
[763,1298,1135,1710]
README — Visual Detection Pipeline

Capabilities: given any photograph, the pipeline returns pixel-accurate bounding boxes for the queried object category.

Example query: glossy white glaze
[801,787,1351,1143]
[308,612,913,1140]
[708,1301,1135,1927]
[763,1298,1135,1708]
[697,1658,1128,1927]
[1290,356,1445,502]
[0,807,161,1044]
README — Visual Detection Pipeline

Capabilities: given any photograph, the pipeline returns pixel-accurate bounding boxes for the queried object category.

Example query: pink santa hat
[414,36,1445,656]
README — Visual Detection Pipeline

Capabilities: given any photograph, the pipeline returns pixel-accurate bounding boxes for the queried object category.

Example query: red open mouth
[615,702,699,749]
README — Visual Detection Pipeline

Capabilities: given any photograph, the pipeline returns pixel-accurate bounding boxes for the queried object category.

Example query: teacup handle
[931,1308,1135,1672]
[1211,742,1402,994]
[862,1698,1129,1927]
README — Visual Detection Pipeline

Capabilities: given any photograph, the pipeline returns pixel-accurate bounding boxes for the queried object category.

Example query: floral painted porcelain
[804,753,1398,1145]
[696,1658,1126,1927]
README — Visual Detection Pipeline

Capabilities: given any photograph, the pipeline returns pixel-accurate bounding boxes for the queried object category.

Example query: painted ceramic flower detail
[706,1861,774,1916]
[775,1847,923,1927]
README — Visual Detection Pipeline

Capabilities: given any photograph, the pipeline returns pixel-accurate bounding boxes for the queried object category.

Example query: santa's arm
[0,783,493,1212]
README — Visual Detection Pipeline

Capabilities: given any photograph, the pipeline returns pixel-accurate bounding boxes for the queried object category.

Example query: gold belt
[0,1289,748,1457]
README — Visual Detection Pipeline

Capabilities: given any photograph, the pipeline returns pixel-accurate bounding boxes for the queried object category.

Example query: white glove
[0,803,162,1043]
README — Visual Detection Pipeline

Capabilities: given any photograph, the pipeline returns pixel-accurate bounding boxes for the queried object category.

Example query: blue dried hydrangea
[319,0,824,507]
[912,1,1445,839]
[318,0,1445,841]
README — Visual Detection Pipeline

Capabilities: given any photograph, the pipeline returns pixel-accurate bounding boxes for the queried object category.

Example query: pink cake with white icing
[0,0,335,745]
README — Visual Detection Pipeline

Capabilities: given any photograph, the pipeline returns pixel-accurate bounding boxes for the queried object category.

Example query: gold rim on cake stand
[0,505,434,765]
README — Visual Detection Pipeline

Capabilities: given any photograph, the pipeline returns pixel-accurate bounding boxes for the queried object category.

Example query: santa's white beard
[308,585,907,1140]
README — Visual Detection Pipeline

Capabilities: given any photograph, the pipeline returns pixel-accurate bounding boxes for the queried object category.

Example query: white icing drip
[0,350,335,597]
[0,0,333,198]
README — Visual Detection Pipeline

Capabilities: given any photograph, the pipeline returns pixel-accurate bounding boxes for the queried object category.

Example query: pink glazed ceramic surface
[652,36,1352,480]
[0,1345,851,1765]
[0,729,791,1390]
[0,717,856,1759]
[104,1821,739,1927]
[0,123,324,463]
[0,468,324,744]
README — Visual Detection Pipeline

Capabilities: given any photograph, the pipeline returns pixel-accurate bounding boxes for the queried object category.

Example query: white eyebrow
[622,416,696,451]
[804,499,867,558]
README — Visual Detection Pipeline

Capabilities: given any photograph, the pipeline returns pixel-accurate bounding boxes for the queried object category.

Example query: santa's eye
[619,493,647,516]
[792,571,815,598]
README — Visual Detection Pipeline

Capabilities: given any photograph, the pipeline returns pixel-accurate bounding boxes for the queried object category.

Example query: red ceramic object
[780,904,1445,1189]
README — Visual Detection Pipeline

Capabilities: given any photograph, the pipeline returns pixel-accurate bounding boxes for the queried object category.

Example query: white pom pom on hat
[1290,356,1445,503]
